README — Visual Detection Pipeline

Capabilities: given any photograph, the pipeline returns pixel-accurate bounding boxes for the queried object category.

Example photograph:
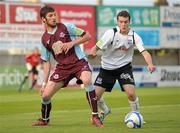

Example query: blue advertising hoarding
[135,29,160,47]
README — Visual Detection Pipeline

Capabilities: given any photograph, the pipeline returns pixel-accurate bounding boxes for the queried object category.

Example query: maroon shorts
[50,59,92,87]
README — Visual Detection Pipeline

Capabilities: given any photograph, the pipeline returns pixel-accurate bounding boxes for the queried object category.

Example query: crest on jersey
[59,32,65,38]
[127,35,134,44]
[127,38,133,44]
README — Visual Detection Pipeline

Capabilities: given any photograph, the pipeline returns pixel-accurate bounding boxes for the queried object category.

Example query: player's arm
[67,23,91,44]
[65,31,90,52]
[141,51,155,73]
[39,60,51,95]
[62,23,91,54]
[40,44,51,86]
[88,29,113,59]
[135,33,155,73]
[42,61,51,83]
[88,42,100,59]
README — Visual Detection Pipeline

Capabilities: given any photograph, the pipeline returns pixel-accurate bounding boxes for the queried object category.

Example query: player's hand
[87,47,97,59]
[61,42,74,54]
[87,53,97,59]
[147,64,155,73]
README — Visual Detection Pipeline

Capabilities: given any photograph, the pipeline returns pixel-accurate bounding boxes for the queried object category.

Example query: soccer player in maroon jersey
[32,6,103,128]
[18,48,41,92]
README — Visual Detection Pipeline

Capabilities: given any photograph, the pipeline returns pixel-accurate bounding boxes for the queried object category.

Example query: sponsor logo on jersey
[52,41,63,55]
[115,46,128,51]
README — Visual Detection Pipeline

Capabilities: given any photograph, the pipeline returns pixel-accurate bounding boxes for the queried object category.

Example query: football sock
[18,76,28,92]
[85,89,98,117]
[129,97,140,112]
[98,96,110,114]
[41,100,51,122]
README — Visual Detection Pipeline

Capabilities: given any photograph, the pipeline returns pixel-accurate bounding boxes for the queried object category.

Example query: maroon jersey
[41,23,80,69]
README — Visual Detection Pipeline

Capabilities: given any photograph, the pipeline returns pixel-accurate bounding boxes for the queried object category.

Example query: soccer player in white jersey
[88,10,155,121]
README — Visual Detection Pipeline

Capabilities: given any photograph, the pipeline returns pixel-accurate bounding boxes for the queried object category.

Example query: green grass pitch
[0,86,180,133]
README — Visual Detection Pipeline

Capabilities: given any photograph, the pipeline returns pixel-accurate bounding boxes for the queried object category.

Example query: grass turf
[0,86,180,133]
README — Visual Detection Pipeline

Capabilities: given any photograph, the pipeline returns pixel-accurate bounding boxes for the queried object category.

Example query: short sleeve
[40,44,51,61]
[96,29,113,50]
[134,32,145,53]
[64,23,84,36]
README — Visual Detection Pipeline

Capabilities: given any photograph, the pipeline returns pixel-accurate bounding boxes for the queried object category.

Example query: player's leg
[29,67,38,90]
[118,63,139,112]
[80,71,103,128]
[123,84,139,112]
[96,87,110,114]
[19,63,32,92]
[96,87,111,121]
[32,80,63,126]
[80,71,98,117]
[123,85,147,124]
[119,63,146,123]
[18,72,30,92]
[29,74,37,90]
[94,68,116,121]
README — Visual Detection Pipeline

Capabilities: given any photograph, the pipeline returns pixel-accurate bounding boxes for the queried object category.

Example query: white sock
[129,97,140,112]
[98,96,110,114]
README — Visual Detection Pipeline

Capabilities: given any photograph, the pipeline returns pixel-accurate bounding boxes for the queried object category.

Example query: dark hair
[40,5,55,18]
[117,10,131,21]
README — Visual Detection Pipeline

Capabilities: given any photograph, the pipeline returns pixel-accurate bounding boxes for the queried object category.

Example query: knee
[96,95,101,101]
[127,91,136,101]
[42,94,51,102]
[124,85,136,101]
[81,78,91,86]
[95,88,104,101]
[126,89,136,101]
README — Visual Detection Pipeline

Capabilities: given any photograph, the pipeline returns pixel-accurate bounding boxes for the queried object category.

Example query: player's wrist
[42,82,47,86]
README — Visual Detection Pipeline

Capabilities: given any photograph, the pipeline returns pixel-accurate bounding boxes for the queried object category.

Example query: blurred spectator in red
[18,48,41,92]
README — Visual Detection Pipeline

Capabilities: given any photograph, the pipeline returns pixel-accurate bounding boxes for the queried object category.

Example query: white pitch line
[3,104,180,117]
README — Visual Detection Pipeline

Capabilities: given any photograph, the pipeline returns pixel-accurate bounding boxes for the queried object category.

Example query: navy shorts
[94,63,135,92]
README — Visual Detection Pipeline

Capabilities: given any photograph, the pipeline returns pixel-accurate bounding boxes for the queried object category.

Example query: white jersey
[96,26,145,70]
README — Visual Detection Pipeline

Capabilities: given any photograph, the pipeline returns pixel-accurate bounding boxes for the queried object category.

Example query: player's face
[117,16,130,34]
[43,11,57,28]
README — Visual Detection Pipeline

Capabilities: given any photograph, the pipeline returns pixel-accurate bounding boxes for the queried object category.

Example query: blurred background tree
[154,0,169,6]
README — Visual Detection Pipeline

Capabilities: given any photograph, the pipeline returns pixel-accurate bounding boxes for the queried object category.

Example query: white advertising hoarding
[0,3,44,52]
[160,6,180,27]
[160,28,180,48]
[158,66,180,87]
[133,66,180,87]
[0,24,43,50]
